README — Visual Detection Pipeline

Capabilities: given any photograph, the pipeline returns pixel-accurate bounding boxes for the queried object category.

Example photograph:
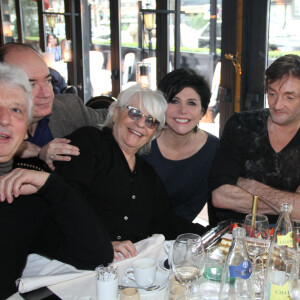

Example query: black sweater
[55,127,207,243]
[0,173,113,299]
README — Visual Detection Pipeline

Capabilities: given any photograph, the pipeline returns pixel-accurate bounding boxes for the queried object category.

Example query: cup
[120,288,140,300]
[96,275,118,300]
[125,258,156,287]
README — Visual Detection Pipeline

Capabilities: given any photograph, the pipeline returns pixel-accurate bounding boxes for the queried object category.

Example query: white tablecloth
[8,234,170,300]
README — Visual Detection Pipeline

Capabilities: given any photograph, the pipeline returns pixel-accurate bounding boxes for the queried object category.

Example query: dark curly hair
[158,68,211,116]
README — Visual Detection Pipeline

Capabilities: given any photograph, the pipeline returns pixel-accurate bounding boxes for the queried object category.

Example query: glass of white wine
[244,214,270,298]
[172,233,205,295]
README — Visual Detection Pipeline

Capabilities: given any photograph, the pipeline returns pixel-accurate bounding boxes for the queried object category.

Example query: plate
[121,270,169,294]
[159,255,171,272]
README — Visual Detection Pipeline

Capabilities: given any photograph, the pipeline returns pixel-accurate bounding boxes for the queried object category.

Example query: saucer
[159,255,171,272]
[121,270,169,294]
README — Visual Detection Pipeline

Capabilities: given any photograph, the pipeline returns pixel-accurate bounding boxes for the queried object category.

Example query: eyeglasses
[126,106,160,129]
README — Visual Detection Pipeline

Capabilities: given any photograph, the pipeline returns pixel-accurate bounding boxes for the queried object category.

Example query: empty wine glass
[244,214,270,297]
[172,233,205,295]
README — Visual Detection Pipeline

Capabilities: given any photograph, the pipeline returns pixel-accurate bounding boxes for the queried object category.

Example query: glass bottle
[264,203,297,300]
[219,227,255,300]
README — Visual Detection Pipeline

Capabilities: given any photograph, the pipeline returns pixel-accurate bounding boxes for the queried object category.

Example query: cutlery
[119,284,160,291]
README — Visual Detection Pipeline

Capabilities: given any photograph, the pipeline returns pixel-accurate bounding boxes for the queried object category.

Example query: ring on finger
[50,154,55,161]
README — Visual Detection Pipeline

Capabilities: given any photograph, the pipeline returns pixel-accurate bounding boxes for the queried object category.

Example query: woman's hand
[112,240,137,261]
[0,168,50,203]
[39,138,80,170]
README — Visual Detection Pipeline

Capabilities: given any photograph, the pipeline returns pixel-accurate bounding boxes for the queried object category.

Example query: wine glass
[171,233,205,295]
[244,214,270,297]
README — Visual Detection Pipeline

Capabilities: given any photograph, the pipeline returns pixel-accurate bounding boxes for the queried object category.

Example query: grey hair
[0,63,33,122]
[100,84,167,155]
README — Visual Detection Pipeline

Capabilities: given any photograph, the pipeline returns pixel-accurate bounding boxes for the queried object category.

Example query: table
[8,234,170,300]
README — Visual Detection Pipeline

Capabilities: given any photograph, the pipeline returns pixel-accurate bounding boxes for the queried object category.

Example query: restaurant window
[2,0,17,43]
[176,0,222,85]
[267,0,300,106]
[90,0,112,96]
[21,0,39,44]
[43,0,68,83]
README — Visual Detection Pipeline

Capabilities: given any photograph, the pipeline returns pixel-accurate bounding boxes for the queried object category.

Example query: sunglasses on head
[126,106,160,129]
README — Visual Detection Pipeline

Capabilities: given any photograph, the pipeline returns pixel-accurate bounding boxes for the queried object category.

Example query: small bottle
[219,227,255,300]
[264,203,297,300]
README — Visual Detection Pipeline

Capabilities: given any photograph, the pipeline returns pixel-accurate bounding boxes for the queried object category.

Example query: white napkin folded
[16,234,166,298]
[112,234,166,279]
[17,254,93,293]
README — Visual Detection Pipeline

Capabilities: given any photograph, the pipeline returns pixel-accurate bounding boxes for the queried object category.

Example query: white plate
[159,255,171,272]
[121,270,169,294]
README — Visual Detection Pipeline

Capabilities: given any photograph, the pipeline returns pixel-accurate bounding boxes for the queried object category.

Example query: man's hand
[111,240,137,261]
[39,138,80,171]
[0,168,50,203]
[17,141,41,158]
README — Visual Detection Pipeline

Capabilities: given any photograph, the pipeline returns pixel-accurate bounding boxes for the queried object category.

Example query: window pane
[120,0,139,90]
[21,0,39,44]
[2,0,17,43]
[268,0,300,63]
[90,0,112,96]
[44,0,67,85]
[267,0,300,107]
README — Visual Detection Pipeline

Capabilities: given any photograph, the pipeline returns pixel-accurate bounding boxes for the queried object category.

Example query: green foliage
[22,0,39,38]
[186,14,207,30]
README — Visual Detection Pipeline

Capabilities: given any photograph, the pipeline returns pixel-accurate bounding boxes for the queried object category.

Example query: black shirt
[0,173,113,298]
[209,109,300,224]
[143,134,219,222]
[55,126,208,243]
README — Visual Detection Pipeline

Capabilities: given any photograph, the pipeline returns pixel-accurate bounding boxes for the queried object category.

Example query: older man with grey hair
[0,63,113,299]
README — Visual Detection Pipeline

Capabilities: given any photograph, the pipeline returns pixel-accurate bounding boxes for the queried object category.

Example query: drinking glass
[289,254,300,300]
[171,233,205,295]
[244,214,270,298]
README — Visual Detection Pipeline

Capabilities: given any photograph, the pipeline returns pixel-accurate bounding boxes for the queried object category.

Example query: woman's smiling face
[112,96,156,156]
[165,87,204,135]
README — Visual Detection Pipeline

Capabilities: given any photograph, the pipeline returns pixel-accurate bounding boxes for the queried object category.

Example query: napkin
[17,254,93,293]
[16,234,166,298]
[50,234,167,299]
[112,234,166,279]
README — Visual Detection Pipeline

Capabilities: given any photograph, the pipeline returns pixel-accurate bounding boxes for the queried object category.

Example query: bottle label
[277,231,294,248]
[229,260,252,279]
[269,281,291,300]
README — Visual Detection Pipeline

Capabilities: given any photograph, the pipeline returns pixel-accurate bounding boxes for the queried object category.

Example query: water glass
[244,214,270,298]
[289,252,300,300]
[197,246,226,300]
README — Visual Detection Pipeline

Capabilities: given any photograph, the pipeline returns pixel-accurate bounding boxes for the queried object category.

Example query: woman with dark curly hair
[143,68,219,223]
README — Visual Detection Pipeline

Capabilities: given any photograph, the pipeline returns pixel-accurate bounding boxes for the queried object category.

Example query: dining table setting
[8,234,172,300]
[7,203,300,300]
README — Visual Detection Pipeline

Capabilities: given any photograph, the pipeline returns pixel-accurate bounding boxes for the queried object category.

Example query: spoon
[118,284,160,291]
